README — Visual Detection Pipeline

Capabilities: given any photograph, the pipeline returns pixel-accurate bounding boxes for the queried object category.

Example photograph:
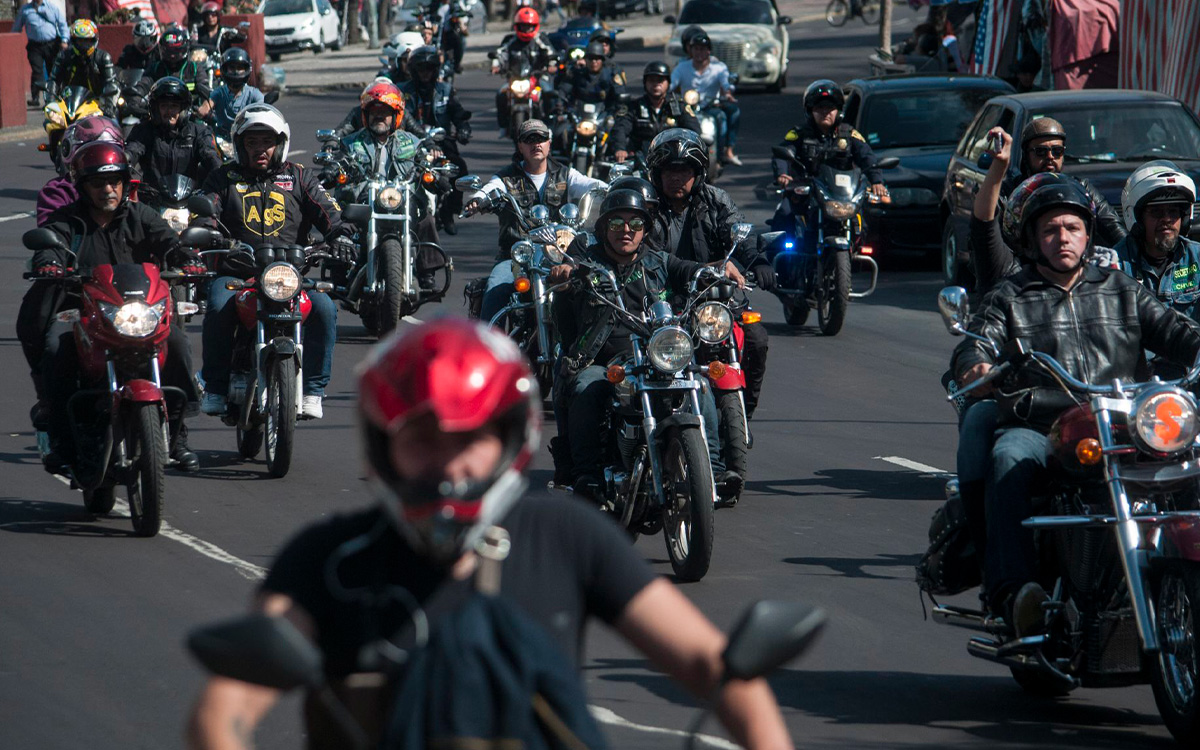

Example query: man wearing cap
[669,28,741,166]
[549,40,624,156]
[12,0,68,108]
[610,61,700,163]
[463,119,607,322]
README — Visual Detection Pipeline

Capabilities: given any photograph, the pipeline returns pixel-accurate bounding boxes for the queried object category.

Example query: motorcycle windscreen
[160,174,198,205]
[817,163,862,202]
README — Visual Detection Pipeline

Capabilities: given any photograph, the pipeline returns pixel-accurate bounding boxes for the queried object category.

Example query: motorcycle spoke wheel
[660,428,715,582]
[264,357,297,479]
[825,0,849,27]
[125,404,166,537]
[1153,564,1200,743]
[380,237,406,336]
[861,0,880,24]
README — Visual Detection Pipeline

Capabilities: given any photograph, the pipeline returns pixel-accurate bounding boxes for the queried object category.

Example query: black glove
[753,263,777,291]
[332,236,358,264]
[456,124,472,145]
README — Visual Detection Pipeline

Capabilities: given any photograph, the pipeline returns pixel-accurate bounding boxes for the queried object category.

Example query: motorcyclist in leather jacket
[491,7,558,134]
[146,24,213,118]
[196,103,349,421]
[949,173,1200,632]
[124,76,222,188]
[116,19,161,71]
[609,61,701,163]
[47,19,119,116]
[36,141,202,472]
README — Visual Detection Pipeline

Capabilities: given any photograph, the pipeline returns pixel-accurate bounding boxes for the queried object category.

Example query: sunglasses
[606,217,645,232]
[519,134,549,144]
[1147,205,1185,221]
[1030,145,1066,158]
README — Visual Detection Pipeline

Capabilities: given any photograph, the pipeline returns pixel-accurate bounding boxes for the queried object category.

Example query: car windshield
[678,0,774,25]
[261,0,311,15]
[860,89,1000,149]
[1038,102,1200,163]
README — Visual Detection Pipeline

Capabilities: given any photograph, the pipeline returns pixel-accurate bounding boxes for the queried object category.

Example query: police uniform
[769,120,882,234]
[608,93,701,156]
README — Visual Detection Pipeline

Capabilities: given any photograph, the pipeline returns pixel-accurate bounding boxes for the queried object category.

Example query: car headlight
[576,120,597,137]
[100,299,165,338]
[887,187,939,207]
[825,200,857,220]
[757,42,779,57]
[511,240,534,266]
[1132,387,1199,455]
[510,78,531,97]
[694,302,733,344]
[261,262,301,302]
[647,326,694,373]
[376,186,403,211]
[162,207,189,232]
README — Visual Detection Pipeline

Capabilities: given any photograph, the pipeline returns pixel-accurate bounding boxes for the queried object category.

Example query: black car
[840,74,1015,261]
[941,89,1200,284]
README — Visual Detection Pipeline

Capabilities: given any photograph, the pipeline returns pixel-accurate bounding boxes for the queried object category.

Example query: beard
[1154,231,1178,255]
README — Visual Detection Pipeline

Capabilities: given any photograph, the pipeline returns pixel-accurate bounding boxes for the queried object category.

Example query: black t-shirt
[261,495,656,677]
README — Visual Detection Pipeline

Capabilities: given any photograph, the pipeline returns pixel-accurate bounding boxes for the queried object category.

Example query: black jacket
[195,26,245,53]
[551,66,622,111]
[400,80,471,136]
[646,183,761,269]
[145,57,212,102]
[116,45,160,71]
[48,48,118,104]
[608,93,700,155]
[38,200,178,272]
[951,265,1200,431]
[495,34,557,75]
[492,159,572,259]
[772,120,883,185]
[1000,170,1125,248]
[125,119,222,187]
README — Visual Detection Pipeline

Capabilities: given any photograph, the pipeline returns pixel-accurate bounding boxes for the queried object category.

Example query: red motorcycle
[25,228,200,537]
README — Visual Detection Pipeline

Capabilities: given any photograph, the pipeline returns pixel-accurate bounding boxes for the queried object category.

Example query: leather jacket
[400,80,471,137]
[951,265,1200,432]
[47,47,118,109]
[124,118,222,187]
[493,159,571,258]
[39,199,178,272]
[646,182,762,269]
[495,34,557,76]
[608,93,700,155]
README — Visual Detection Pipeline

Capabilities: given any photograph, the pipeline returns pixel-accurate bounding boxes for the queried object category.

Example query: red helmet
[358,319,540,561]
[201,1,221,14]
[69,141,131,185]
[514,7,540,42]
[360,81,405,130]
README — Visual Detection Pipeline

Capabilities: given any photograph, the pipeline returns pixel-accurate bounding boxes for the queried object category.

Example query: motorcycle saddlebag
[916,493,982,596]
[464,276,487,319]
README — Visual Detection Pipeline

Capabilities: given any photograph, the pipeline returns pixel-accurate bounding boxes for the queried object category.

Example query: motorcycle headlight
[511,240,534,267]
[162,207,189,232]
[647,326,694,373]
[694,302,733,344]
[683,89,700,106]
[45,105,65,127]
[376,186,403,211]
[700,117,716,140]
[1132,387,1199,456]
[825,200,857,220]
[261,262,301,302]
[576,120,597,137]
[100,299,165,338]
[511,78,531,97]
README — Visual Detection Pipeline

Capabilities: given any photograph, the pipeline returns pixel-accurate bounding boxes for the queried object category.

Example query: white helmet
[1121,159,1196,232]
[230,103,291,170]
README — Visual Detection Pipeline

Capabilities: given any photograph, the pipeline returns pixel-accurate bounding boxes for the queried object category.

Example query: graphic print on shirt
[241,190,287,237]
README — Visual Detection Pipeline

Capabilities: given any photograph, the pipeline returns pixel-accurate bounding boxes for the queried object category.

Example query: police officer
[587,30,626,91]
[124,77,222,188]
[609,61,700,163]
[401,45,473,234]
[47,19,118,116]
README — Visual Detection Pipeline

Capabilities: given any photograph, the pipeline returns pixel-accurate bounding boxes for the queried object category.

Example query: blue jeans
[480,260,514,324]
[958,399,999,584]
[703,101,741,152]
[985,426,1051,609]
[201,276,337,397]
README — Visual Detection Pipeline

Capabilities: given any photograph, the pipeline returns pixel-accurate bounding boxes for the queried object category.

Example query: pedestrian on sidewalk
[12,0,69,108]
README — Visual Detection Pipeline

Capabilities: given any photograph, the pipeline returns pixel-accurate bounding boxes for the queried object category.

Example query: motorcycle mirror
[730,222,753,247]
[313,151,334,165]
[877,156,900,169]
[180,226,220,248]
[778,15,792,24]
[455,175,484,193]
[187,614,324,691]
[264,91,280,105]
[315,129,338,142]
[529,205,550,226]
[559,203,581,228]
[341,203,371,225]
[22,227,69,252]
[722,601,826,682]
[487,50,498,59]
[771,145,797,163]
[937,286,971,335]
[188,194,216,218]
[426,126,446,142]
[663,14,676,24]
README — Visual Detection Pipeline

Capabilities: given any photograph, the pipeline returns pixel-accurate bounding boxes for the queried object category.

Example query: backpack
[915,491,981,596]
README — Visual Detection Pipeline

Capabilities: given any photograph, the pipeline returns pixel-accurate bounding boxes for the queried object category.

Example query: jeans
[957,399,999,577]
[558,365,723,482]
[985,426,1051,610]
[703,101,741,152]
[480,260,514,324]
[201,276,337,397]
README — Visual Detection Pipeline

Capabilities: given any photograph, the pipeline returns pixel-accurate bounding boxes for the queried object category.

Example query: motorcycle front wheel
[125,403,166,537]
[825,0,849,27]
[661,427,715,582]
[783,297,810,326]
[816,250,851,336]
[717,391,749,495]
[236,425,263,459]
[1153,563,1200,743]
[264,357,297,478]
[380,237,406,335]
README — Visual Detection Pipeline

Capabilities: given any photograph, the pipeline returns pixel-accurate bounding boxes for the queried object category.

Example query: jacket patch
[242,190,287,236]
[273,176,295,192]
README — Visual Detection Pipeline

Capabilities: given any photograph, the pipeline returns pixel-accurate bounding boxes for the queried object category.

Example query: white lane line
[589,707,740,749]
[0,210,36,223]
[402,315,421,325]
[874,455,952,476]
[291,149,307,156]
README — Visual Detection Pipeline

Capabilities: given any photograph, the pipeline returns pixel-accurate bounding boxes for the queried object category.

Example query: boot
[170,422,200,472]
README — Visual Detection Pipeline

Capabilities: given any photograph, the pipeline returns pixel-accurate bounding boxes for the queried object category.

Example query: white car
[664,0,792,91]
[260,0,342,61]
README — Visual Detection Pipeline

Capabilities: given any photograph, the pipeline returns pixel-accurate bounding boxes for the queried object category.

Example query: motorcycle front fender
[267,336,298,358]
[119,378,165,403]
[654,413,703,439]
[709,363,746,391]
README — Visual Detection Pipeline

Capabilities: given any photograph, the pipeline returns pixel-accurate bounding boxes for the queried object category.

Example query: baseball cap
[517,119,551,142]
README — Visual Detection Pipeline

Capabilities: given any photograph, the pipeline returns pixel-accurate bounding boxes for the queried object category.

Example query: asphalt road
[0,8,1178,749]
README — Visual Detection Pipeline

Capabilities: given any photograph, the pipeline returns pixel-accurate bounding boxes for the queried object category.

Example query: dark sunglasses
[1030,145,1066,158]
[518,133,549,144]
[1147,205,1185,221]
[606,217,645,232]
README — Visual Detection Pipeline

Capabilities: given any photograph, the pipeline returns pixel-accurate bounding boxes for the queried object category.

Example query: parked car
[664,0,791,91]
[840,74,1014,261]
[941,89,1200,284]
[260,0,342,61]
[599,0,647,19]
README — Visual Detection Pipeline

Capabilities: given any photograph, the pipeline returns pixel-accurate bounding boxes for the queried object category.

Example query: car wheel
[942,218,971,287]
[269,52,282,62]
[768,69,786,93]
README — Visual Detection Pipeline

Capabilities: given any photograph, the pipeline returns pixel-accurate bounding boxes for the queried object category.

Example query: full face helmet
[70,19,98,57]
[514,7,540,42]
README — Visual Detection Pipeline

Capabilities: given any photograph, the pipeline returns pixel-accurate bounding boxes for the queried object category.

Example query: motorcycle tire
[817,251,851,336]
[264,356,297,479]
[83,484,116,514]
[380,237,406,335]
[125,403,166,537]
[861,0,881,24]
[661,426,715,582]
[236,425,264,459]
[784,299,810,326]
[1152,562,1200,743]
[574,151,590,177]
[717,391,749,494]
[825,0,849,26]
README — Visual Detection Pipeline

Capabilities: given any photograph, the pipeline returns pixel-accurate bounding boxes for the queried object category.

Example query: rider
[124,76,222,188]
[401,45,473,235]
[587,29,626,90]
[609,60,701,164]
[491,7,557,135]
[37,141,202,472]
[117,19,161,71]
[46,19,119,117]
[550,189,744,496]
[465,118,606,322]
[770,80,885,241]
[147,23,213,117]
[185,319,792,750]
[549,40,623,154]
[36,115,124,224]
[194,1,245,53]
[950,173,1200,635]
[210,47,264,142]
[645,128,771,427]
[670,28,741,166]
[197,103,350,421]
[334,78,421,139]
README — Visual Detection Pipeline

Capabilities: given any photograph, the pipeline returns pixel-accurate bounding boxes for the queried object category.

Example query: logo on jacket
[241,190,287,236]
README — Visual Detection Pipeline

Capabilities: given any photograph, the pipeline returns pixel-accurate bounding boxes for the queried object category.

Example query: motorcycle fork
[247,320,268,430]
[532,275,552,367]
[403,184,414,296]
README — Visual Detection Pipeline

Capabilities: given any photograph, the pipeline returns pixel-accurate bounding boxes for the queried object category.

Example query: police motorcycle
[755,143,897,335]
[929,287,1200,744]
[313,128,455,335]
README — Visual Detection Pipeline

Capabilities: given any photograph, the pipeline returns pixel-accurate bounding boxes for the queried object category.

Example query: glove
[753,263,777,291]
[332,236,358,264]
[33,260,65,278]
[457,125,472,145]
[179,252,207,277]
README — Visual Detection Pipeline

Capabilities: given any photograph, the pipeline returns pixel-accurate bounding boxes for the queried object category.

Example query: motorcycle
[680,85,733,183]
[313,129,454,335]
[931,286,1200,743]
[23,228,203,537]
[755,144,897,335]
[40,86,106,169]
[116,68,150,140]
[560,100,611,177]
[491,55,546,139]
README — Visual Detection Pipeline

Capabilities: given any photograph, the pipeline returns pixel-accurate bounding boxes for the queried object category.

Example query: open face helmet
[69,140,131,192]
[1121,160,1196,235]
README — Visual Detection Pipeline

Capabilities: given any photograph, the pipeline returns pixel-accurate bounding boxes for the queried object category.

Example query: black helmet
[643,60,670,80]
[803,79,844,115]
[609,176,658,210]
[646,127,708,186]
[220,47,252,87]
[588,30,614,54]
[595,188,650,235]
[410,45,440,74]
[149,76,191,125]
[1001,173,1095,262]
[680,25,707,53]
[160,23,188,65]
[585,40,607,59]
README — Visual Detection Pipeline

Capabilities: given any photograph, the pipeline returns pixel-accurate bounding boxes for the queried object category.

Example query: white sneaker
[302,395,323,419]
[201,393,227,415]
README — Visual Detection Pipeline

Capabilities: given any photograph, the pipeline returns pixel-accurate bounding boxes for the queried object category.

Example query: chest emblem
[241,190,287,237]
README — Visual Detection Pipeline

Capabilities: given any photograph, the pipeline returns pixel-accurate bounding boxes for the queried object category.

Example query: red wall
[224,14,266,88]
[97,23,134,60]
[0,32,29,128]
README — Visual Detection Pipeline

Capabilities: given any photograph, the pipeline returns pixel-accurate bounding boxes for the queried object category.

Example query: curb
[0,124,46,145]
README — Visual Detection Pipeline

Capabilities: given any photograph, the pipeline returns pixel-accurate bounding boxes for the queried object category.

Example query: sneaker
[201,392,227,415]
[724,151,743,166]
[1012,582,1049,638]
[301,394,323,419]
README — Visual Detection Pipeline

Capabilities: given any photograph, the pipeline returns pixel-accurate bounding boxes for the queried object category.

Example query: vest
[495,160,570,258]
[403,81,452,127]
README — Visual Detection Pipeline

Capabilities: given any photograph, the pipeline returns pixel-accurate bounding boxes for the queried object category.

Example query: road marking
[291,149,307,156]
[589,707,740,749]
[874,455,952,476]
[0,210,35,223]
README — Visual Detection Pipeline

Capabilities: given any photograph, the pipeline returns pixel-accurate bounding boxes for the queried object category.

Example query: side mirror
[663,14,676,24]
[730,222,754,247]
[771,145,797,162]
[188,194,216,218]
[313,151,334,165]
[426,126,446,142]
[487,50,497,59]
[179,226,220,248]
[315,129,338,143]
[559,203,580,228]
[22,227,69,252]
[455,174,483,193]
[529,204,550,226]
[877,156,900,169]
[937,286,971,335]
[186,614,324,691]
[341,203,371,225]
[777,15,792,25]
[722,601,826,682]
[264,90,280,105]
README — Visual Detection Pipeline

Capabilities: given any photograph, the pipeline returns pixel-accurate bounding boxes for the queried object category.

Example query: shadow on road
[782,551,920,579]
[746,467,945,502]
[0,496,135,537]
